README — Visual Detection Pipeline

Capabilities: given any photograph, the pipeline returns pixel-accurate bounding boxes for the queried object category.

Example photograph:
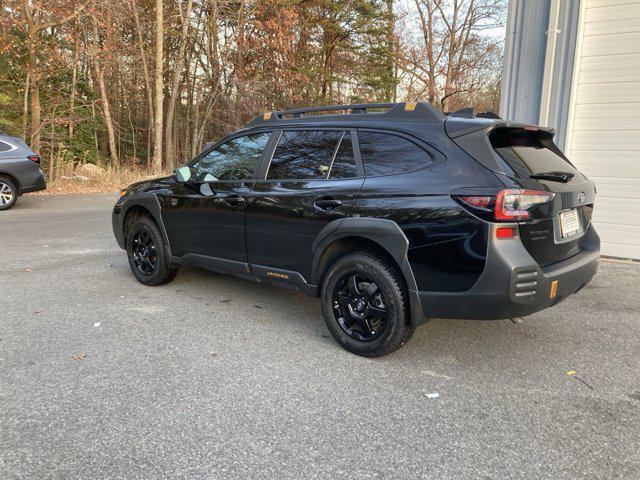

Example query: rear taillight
[27,155,40,164]
[458,195,493,209]
[454,188,555,222]
[494,189,555,221]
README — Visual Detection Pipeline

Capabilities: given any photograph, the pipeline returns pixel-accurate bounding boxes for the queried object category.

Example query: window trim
[354,128,445,178]
[257,127,364,182]
[325,131,345,179]
[187,129,276,182]
[0,140,18,153]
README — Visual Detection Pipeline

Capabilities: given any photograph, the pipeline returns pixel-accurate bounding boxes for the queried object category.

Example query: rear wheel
[126,216,178,286]
[321,252,414,357]
[0,176,18,211]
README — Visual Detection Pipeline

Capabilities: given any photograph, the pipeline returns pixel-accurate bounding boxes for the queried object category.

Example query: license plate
[560,209,580,237]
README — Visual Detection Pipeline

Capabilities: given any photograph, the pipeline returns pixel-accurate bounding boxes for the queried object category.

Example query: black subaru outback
[112,102,599,357]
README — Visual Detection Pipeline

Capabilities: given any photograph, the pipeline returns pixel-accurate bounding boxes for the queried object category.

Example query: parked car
[0,132,46,210]
[112,102,600,357]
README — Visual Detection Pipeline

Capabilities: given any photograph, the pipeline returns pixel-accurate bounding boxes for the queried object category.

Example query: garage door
[566,0,640,259]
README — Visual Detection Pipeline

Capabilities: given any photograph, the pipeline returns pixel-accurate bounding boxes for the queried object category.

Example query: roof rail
[246,101,445,127]
[275,103,396,118]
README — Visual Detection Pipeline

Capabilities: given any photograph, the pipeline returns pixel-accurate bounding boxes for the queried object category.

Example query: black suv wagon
[112,102,600,357]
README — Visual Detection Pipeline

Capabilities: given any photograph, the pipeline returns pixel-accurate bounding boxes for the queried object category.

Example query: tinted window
[329,132,357,179]
[268,130,342,179]
[0,141,12,152]
[192,133,270,182]
[358,132,433,176]
[490,130,581,178]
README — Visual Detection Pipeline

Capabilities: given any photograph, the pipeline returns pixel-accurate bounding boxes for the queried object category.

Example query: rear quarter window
[0,141,13,152]
[357,131,433,176]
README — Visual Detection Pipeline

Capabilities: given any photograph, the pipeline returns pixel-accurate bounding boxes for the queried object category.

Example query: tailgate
[449,122,596,267]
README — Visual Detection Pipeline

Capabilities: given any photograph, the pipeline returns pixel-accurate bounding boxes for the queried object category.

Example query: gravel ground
[1,193,639,479]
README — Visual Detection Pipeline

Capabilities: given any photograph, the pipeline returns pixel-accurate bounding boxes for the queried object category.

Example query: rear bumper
[417,223,600,320]
[19,170,46,194]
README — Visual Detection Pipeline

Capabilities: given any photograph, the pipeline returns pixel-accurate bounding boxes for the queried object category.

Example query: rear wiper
[529,171,575,183]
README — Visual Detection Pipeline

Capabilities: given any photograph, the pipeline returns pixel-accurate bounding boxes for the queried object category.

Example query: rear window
[268,130,342,180]
[490,129,580,178]
[358,132,433,176]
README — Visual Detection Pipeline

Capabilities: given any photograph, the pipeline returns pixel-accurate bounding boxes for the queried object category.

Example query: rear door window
[267,130,342,180]
[490,129,581,178]
[357,131,433,176]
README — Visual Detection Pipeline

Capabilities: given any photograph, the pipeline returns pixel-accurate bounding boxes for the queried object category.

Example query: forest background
[0,0,506,191]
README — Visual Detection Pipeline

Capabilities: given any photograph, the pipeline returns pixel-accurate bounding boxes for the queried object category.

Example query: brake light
[494,189,555,221]
[27,155,40,164]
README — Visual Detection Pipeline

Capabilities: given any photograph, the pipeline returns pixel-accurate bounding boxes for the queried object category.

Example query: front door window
[192,133,271,182]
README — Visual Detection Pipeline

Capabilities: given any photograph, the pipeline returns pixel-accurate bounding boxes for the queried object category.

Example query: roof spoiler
[446,118,556,139]
[246,102,445,127]
[447,107,502,120]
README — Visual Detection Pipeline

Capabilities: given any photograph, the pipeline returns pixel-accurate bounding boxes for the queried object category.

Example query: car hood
[127,176,174,193]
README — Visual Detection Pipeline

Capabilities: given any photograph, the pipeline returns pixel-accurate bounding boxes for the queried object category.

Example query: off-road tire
[321,252,414,357]
[126,216,178,286]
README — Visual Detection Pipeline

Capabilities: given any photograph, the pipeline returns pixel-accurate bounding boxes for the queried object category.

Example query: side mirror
[174,166,192,183]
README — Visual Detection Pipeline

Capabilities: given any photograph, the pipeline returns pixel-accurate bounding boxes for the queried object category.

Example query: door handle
[224,194,245,207]
[314,196,342,211]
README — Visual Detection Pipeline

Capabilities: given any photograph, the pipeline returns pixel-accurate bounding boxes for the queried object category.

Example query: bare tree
[21,0,85,152]
[165,0,194,169]
[402,0,504,111]
[152,0,163,171]
[89,13,119,166]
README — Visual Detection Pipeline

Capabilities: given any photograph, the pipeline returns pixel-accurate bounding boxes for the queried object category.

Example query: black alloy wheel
[131,229,158,277]
[126,216,178,286]
[333,273,388,341]
[321,252,414,357]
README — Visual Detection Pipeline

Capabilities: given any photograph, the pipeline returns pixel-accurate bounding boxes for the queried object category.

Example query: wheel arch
[0,171,22,192]
[120,193,172,255]
[311,218,428,326]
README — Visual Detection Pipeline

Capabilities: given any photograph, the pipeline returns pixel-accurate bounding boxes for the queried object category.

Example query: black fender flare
[117,193,173,256]
[311,218,428,326]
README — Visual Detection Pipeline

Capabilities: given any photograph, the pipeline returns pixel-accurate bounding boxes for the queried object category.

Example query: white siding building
[501,0,640,259]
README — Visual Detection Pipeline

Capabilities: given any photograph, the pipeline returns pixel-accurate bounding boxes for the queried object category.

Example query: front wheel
[321,252,414,357]
[0,176,18,211]
[126,216,178,286]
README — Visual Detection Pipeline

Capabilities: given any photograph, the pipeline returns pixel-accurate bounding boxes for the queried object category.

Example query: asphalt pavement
[1,193,639,479]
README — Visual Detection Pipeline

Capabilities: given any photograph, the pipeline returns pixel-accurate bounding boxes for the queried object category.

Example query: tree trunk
[152,0,164,172]
[165,0,193,169]
[131,0,155,167]
[27,36,41,152]
[21,71,30,138]
[91,18,120,167]
[385,0,396,102]
[69,36,80,141]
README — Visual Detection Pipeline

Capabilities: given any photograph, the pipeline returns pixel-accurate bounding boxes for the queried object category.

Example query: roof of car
[245,102,446,129]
